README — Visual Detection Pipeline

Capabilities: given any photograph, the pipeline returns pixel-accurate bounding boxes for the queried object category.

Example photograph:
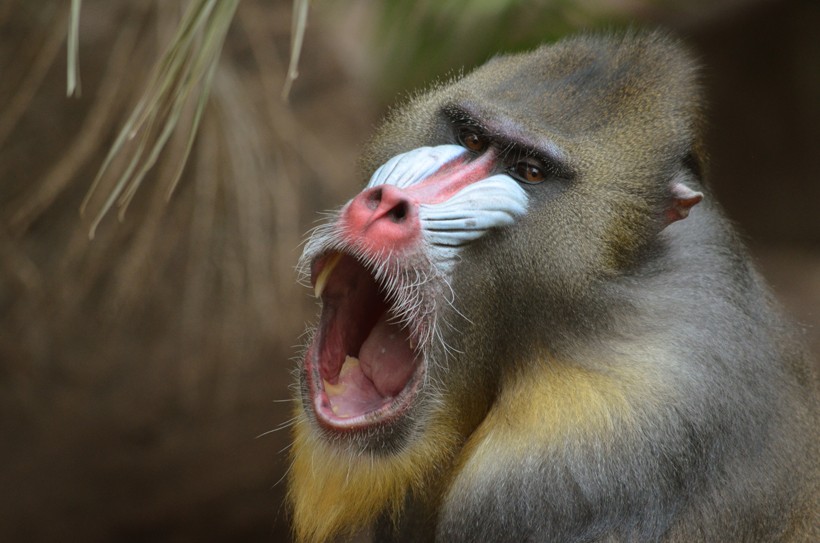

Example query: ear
[664,181,703,225]
[663,149,705,226]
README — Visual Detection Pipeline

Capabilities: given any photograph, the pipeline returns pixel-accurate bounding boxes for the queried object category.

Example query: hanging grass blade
[281,0,309,101]
[67,0,82,97]
[165,50,220,202]
[80,0,239,239]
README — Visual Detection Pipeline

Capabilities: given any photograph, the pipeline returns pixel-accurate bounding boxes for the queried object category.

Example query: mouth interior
[312,253,420,421]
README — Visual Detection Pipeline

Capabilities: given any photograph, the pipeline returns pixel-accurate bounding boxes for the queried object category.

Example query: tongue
[359,312,418,397]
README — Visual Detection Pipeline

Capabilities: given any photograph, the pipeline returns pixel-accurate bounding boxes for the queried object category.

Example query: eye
[458,127,489,153]
[512,157,547,184]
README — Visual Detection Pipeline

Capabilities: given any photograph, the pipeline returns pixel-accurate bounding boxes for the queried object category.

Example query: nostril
[345,184,418,243]
[388,201,408,223]
[365,188,382,210]
[352,185,414,226]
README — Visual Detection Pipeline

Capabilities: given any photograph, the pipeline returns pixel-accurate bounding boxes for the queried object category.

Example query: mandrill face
[297,143,529,448]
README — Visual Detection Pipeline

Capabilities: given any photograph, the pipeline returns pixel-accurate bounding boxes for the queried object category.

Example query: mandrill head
[290,31,703,542]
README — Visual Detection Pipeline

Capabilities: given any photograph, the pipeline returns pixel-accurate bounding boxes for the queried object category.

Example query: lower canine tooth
[324,356,358,398]
[324,379,346,397]
[314,253,343,298]
[340,355,359,377]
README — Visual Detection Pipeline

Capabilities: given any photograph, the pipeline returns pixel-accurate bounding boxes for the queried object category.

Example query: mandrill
[289,32,818,542]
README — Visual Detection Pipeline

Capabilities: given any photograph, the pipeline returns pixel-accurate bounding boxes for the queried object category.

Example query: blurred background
[0,0,817,541]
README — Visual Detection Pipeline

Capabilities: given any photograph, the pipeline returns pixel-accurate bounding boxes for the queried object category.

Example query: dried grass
[80,0,240,238]
[0,0,335,407]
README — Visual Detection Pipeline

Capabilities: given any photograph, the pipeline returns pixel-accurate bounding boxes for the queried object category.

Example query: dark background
[1,0,817,541]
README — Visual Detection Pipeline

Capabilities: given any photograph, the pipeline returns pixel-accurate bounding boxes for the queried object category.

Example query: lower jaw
[308,362,425,433]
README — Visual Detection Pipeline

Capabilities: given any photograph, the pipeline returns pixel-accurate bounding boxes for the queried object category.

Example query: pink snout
[342,185,422,252]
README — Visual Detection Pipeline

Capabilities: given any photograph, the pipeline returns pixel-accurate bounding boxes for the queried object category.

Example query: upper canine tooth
[314,253,343,298]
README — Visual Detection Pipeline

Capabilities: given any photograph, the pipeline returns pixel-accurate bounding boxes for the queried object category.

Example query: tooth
[323,356,359,399]
[332,405,351,418]
[324,379,346,397]
[340,355,359,377]
[314,253,343,298]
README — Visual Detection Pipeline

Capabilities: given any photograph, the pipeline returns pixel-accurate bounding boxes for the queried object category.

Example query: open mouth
[305,252,424,430]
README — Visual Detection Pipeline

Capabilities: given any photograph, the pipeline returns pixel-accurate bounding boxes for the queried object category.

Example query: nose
[361,186,411,222]
[343,185,421,249]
